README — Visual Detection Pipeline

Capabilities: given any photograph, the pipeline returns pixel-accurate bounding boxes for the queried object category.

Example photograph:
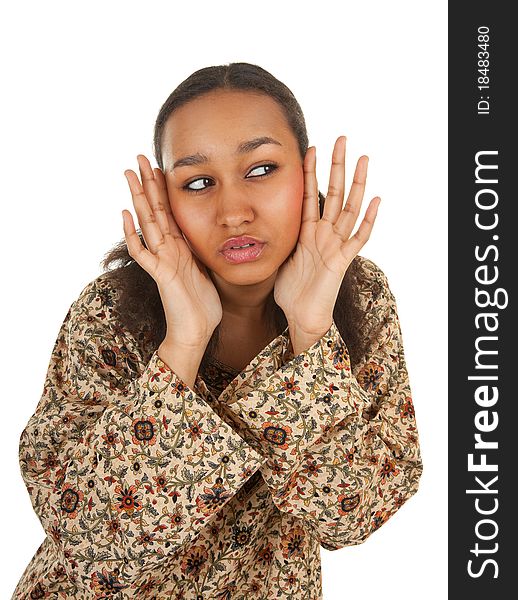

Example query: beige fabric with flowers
[13,255,422,599]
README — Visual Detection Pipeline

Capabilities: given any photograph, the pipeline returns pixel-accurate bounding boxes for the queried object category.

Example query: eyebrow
[170,136,282,171]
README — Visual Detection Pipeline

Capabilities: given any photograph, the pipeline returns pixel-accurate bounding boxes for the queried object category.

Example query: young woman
[14,63,423,599]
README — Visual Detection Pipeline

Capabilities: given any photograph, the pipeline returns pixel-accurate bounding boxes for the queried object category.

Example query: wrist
[157,341,206,390]
[160,334,210,355]
[288,321,332,356]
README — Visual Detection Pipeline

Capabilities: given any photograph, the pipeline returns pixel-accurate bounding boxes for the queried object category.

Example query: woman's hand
[273,136,381,351]
[123,155,223,349]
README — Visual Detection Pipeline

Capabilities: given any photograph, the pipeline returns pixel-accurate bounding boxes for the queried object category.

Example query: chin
[211,263,278,287]
[226,270,275,287]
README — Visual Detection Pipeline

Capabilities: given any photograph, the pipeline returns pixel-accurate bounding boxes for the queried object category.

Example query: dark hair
[100,62,370,372]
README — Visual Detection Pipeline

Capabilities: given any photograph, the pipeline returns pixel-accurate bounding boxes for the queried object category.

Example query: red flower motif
[344,447,356,466]
[195,480,232,516]
[131,415,158,446]
[239,465,255,480]
[186,419,204,441]
[153,471,169,492]
[400,397,415,420]
[50,520,62,544]
[139,577,161,594]
[180,544,208,579]
[101,429,120,449]
[114,484,142,515]
[301,456,322,478]
[43,451,59,472]
[261,422,292,449]
[372,508,391,531]
[357,362,385,393]
[281,525,305,559]
[60,483,84,519]
[170,509,186,529]
[136,531,157,547]
[59,411,77,429]
[284,571,298,589]
[257,542,274,566]
[379,457,400,482]
[268,458,284,477]
[90,568,127,596]
[106,518,121,537]
[392,491,408,509]
[281,375,300,396]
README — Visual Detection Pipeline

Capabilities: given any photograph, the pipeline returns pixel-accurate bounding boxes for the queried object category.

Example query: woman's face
[161,89,305,287]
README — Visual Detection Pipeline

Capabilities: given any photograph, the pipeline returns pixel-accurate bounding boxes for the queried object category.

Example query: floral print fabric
[13,256,422,599]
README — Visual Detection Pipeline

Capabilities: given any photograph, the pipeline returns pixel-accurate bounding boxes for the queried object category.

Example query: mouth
[219,241,266,264]
[219,235,265,252]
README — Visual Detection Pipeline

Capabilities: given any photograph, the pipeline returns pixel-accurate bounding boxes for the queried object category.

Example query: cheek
[166,182,195,236]
[168,202,188,235]
[290,170,305,212]
[281,170,305,237]
[168,202,205,252]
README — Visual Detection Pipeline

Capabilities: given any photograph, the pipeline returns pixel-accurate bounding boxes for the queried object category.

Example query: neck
[200,269,287,370]
[210,269,277,323]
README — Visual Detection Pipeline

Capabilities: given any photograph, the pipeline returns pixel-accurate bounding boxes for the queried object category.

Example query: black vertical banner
[449,3,516,597]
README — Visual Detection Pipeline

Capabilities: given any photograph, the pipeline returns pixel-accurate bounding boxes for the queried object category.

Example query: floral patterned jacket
[13,256,422,599]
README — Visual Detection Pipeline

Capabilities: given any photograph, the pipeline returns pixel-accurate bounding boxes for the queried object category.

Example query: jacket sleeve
[223,264,423,549]
[17,276,265,594]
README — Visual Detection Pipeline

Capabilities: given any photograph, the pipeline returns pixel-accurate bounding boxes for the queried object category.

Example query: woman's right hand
[122,155,223,350]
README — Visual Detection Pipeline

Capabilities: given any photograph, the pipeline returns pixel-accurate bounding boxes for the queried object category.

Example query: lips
[220,236,265,252]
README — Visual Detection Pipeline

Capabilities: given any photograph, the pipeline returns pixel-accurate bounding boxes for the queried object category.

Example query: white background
[1,1,447,597]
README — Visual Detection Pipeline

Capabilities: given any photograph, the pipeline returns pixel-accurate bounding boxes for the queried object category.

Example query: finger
[301,146,319,224]
[322,136,346,224]
[153,166,183,237]
[334,155,369,238]
[121,209,158,275]
[124,169,168,254]
[154,167,167,187]
[342,196,381,256]
[136,155,184,240]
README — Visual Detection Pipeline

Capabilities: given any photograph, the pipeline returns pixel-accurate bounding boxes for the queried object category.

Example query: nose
[215,187,255,227]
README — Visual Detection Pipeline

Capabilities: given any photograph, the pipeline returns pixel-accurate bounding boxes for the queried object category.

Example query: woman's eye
[184,177,213,193]
[246,164,278,178]
[182,164,277,194]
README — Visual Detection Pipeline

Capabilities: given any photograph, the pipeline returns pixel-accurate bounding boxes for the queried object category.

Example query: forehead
[162,90,293,155]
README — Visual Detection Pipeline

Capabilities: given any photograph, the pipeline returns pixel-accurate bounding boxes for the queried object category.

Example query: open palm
[274,136,381,337]
[123,156,223,347]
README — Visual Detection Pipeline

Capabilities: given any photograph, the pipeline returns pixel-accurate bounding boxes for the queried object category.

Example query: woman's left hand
[274,136,381,352]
